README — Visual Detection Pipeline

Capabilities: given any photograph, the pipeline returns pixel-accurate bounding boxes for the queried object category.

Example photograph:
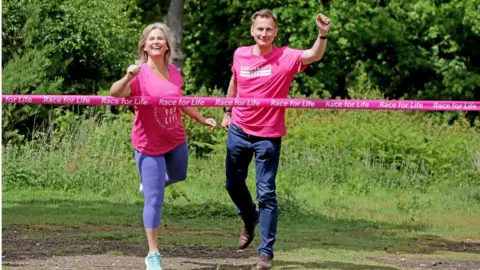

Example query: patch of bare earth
[369,254,480,270]
[3,255,258,270]
[2,225,258,270]
[369,238,480,270]
[3,226,480,269]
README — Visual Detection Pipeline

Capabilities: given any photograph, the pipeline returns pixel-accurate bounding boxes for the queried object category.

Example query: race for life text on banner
[2,95,480,111]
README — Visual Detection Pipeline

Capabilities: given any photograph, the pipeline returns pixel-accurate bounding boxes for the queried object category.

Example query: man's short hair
[251,9,278,27]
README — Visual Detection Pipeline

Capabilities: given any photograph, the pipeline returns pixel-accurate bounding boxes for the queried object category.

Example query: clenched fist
[316,13,331,36]
[127,64,140,78]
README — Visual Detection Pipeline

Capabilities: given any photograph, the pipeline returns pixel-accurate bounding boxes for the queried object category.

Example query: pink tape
[2,95,479,111]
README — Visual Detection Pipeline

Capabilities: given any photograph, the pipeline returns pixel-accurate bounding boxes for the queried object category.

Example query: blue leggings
[135,141,188,228]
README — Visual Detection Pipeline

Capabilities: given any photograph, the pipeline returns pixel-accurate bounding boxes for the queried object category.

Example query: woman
[110,22,216,270]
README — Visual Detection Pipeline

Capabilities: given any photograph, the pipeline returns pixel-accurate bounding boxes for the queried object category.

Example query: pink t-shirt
[129,63,186,156]
[231,45,306,137]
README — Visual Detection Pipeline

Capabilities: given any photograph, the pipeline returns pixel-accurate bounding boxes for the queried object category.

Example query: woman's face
[144,28,169,59]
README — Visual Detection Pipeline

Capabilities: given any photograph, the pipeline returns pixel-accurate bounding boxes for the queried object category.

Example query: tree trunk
[167,0,185,70]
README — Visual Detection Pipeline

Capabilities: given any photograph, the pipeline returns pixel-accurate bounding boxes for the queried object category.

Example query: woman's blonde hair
[136,22,174,65]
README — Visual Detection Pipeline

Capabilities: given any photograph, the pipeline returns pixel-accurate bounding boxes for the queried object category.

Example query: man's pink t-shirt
[129,63,186,156]
[231,45,306,137]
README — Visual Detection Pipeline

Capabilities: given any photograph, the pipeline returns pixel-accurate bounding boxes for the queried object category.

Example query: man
[221,9,331,269]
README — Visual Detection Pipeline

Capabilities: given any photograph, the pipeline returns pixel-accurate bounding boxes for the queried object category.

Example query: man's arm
[221,75,237,131]
[302,13,331,66]
[226,75,238,105]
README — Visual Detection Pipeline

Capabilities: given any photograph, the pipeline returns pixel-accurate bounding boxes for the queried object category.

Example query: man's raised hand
[316,13,331,36]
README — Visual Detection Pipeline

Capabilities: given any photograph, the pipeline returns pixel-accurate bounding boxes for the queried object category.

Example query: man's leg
[253,137,281,260]
[225,124,258,248]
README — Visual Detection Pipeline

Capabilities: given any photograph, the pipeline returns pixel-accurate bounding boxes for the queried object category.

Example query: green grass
[3,187,480,269]
[2,109,480,268]
[3,108,480,194]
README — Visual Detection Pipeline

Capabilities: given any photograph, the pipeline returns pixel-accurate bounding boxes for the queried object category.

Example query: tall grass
[3,106,479,192]
[3,106,480,233]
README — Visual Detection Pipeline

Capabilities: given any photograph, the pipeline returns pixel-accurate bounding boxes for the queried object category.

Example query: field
[2,108,480,269]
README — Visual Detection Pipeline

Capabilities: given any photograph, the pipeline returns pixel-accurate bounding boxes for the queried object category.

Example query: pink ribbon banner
[2,95,479,111]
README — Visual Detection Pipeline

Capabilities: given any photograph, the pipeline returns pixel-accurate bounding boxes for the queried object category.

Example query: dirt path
[3,226,480,269]
[3,255,259,270]
[368,254,480,270]
[2,225,259,269]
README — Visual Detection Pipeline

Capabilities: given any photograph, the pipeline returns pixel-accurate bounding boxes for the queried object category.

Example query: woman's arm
[110,65,140,97]
[182,107,217,131]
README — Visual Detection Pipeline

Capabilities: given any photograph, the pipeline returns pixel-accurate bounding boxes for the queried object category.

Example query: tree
[167,0,186,69]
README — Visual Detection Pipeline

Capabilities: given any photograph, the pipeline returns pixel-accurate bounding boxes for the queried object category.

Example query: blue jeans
[225,124,282,258]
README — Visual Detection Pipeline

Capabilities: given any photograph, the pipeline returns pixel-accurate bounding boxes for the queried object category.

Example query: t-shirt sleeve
[231,49,239,80]
[286,48,308,73]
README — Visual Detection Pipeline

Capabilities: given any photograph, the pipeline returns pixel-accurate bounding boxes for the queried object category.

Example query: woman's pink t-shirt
[129,63,186,156]
[231,45,306,138]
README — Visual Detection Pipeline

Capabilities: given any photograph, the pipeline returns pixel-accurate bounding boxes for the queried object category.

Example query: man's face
[251,16,277,47]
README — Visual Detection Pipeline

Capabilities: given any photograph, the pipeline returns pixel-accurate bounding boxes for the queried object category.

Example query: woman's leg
[135,151,167,253]
[164,141,189,187]
[138,142,188,193]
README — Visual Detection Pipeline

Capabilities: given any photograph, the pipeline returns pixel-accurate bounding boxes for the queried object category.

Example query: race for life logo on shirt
[154,107,180,130]
[153,89,181,130]
[240,65,272,77]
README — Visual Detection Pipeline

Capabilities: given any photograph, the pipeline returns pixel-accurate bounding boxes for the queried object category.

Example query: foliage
[3,0,142,90]
[2,0,143,143]
[2,46,63,144]
[2,110,135,195]
[3,105,479,193]
[2,1,479,184]
[182,87,226,157]
[3,0,480,144]
[182,0,480,101]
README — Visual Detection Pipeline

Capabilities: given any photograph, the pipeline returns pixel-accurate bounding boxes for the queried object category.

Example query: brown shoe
[256,254,273,269]
[238,212,259,249]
